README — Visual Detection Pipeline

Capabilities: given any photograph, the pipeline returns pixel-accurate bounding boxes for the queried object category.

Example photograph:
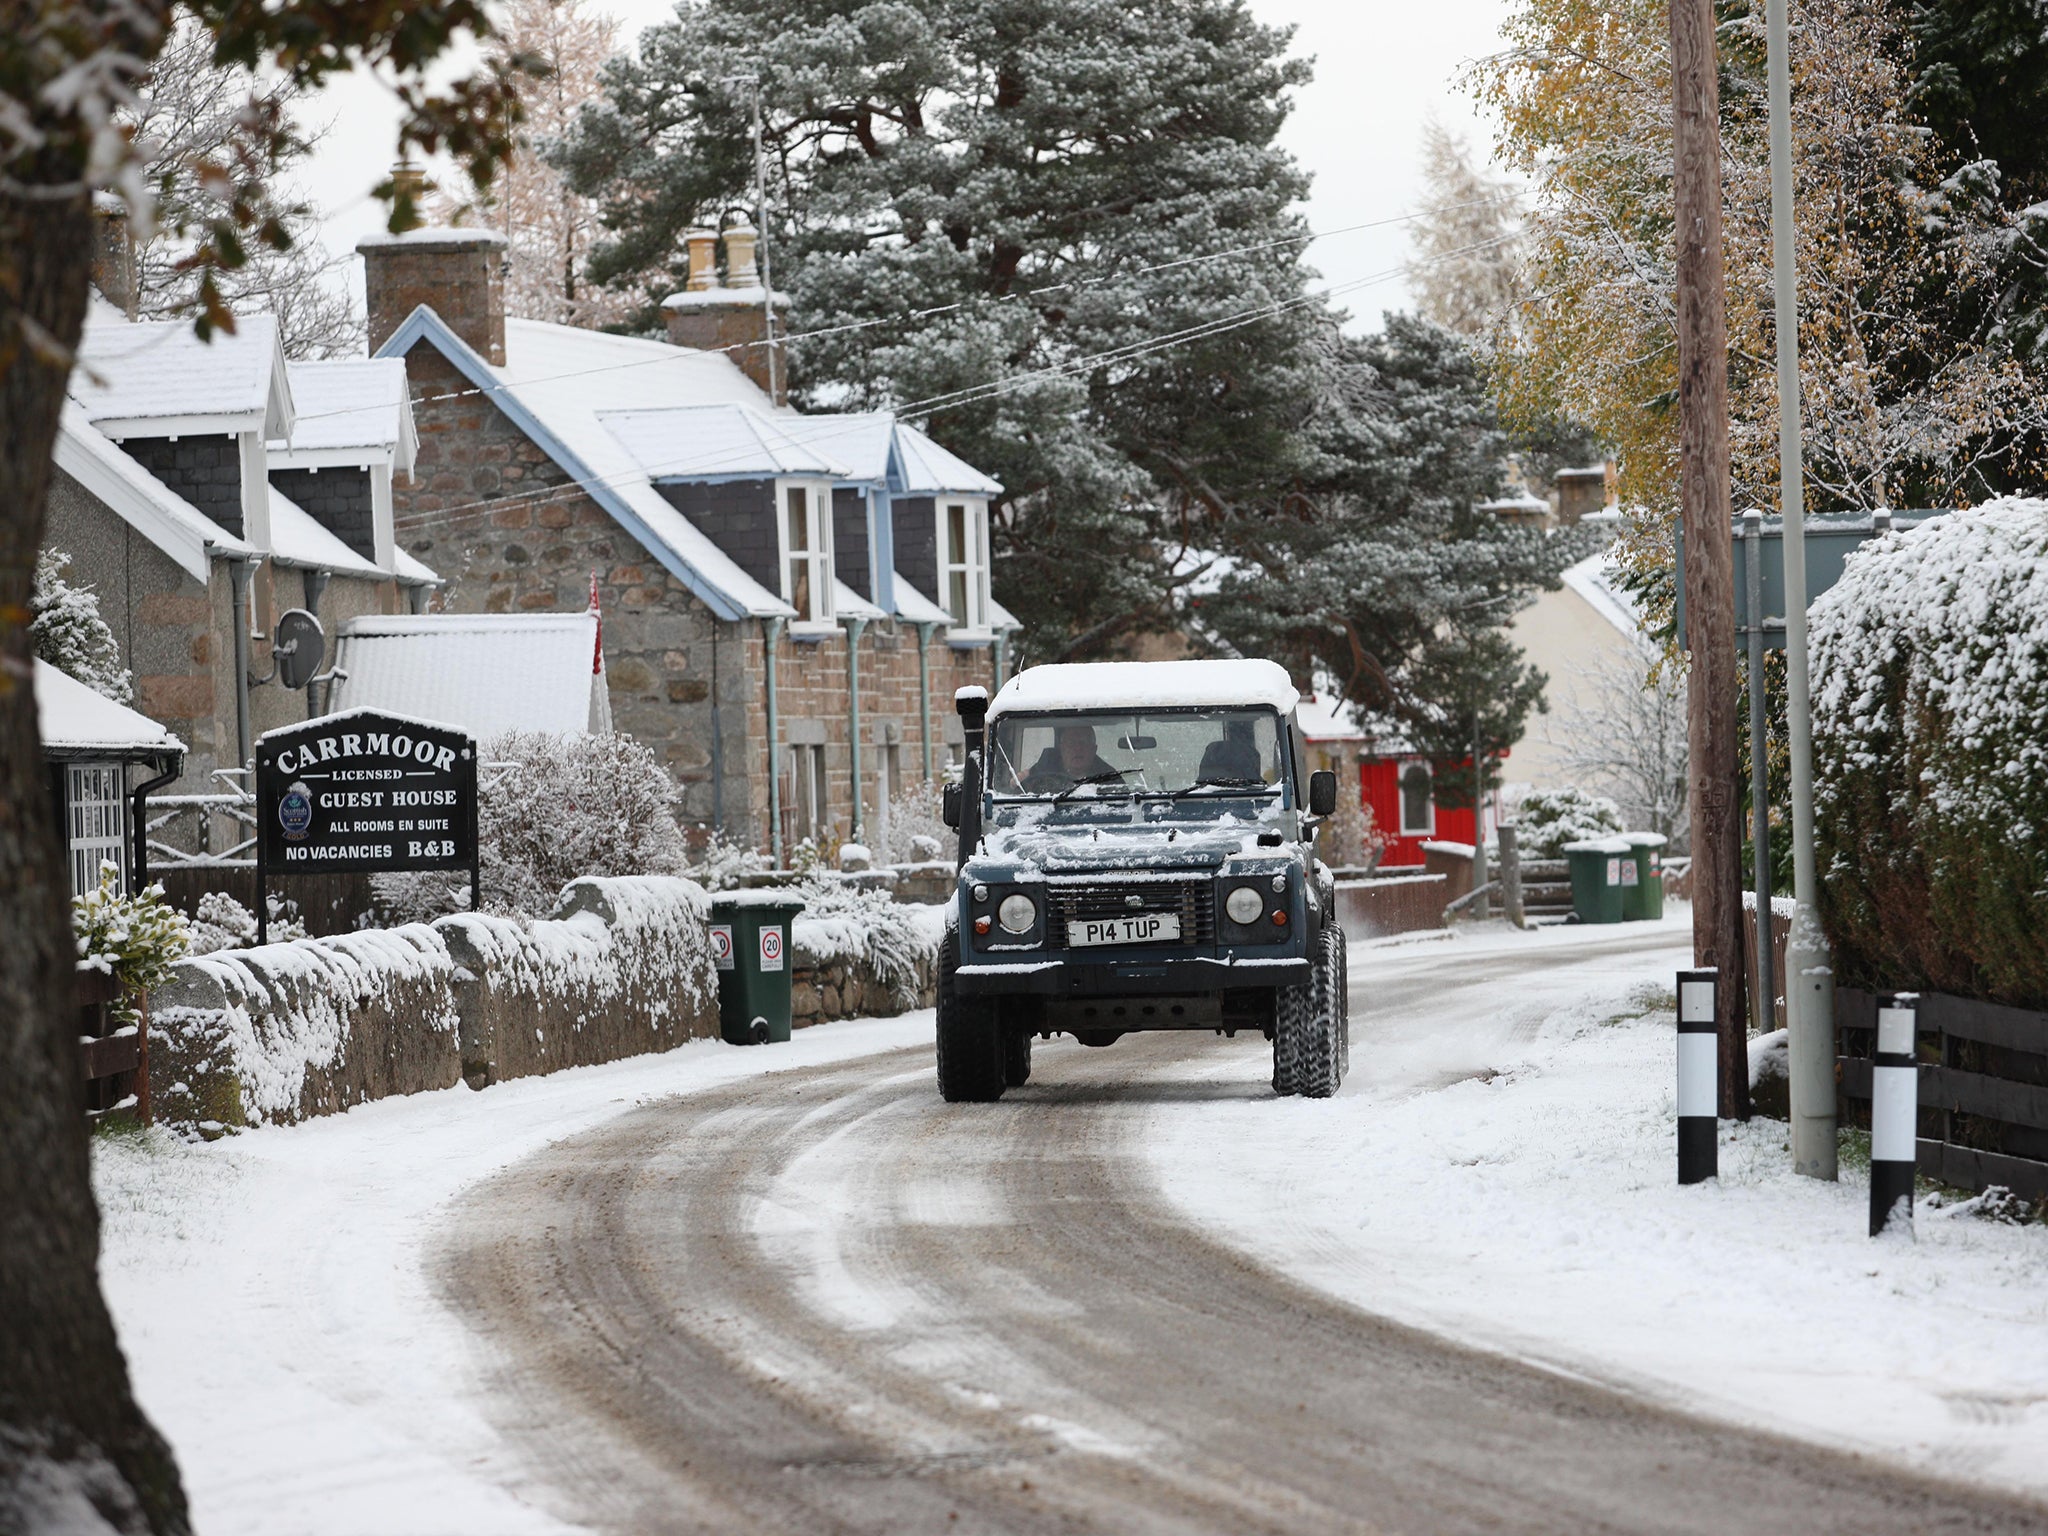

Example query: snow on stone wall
[152,877,721,1128]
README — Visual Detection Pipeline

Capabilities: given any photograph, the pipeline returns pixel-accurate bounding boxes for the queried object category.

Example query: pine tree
[31,550,133,705]
[556,0,1324,659]
[1198,314,1581,789]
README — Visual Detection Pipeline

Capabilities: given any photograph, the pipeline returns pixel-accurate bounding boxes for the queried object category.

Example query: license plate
[1067,912,1182,947]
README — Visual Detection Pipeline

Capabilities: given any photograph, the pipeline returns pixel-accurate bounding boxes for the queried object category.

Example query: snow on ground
[1146,915,2048,1498]
[92,1015,932,1536]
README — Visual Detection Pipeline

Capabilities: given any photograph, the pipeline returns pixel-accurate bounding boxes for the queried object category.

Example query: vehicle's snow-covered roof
[72,310,292,437]
[267,488,388,579]
[36,659,184,757]
[53,404,255,580]
[599,403,849,479]
[986,659,1300,720]
[329,611,610,740]
[275,358,415,467]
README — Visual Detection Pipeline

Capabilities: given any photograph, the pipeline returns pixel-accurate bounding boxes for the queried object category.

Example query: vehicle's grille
[1044,878,1215,949]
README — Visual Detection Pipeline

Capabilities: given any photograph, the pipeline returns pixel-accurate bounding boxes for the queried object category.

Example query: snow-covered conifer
[1405,120,1525,341]
[32,549,133,704]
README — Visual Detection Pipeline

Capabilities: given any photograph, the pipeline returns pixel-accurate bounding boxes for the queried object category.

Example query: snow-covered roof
[377,307,796,620]
[356,225,508,252]
[72,309,293,438]
[274,359,416,471]
[53,404,255,580]
[267,487,388,579]
[1296,691,1364,743]
[393,549,442,587]
[890,571,953,626]
[36,659,184,759]
[599,404,849,479]
[772,412,895,483]
[987,659,1300,720]
[328,612,611,739]
[1559,553,1644,639]
[894,421,1003,497]
[833,579,888,621]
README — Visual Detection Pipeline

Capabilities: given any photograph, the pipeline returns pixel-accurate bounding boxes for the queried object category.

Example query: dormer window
[941,499,990,632]
[780,480,836,629]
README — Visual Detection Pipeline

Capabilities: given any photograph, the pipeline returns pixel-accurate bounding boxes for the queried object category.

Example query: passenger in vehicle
[1196,720,1264,784]
[1023,723,1118,792]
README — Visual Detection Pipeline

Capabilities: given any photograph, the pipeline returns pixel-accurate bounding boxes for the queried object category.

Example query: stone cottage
[361,220,1021,860]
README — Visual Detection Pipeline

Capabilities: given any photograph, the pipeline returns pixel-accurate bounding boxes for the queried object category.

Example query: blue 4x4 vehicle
[936,659,1349,1102]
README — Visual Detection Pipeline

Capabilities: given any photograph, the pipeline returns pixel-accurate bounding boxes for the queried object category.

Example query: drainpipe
[710,618,724,831]
[227,557,254,770]
[842,614,867,839]
[914,620,938,782]
[762,616,784,866]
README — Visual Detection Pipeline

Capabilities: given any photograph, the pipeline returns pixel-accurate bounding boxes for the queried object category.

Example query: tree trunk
[0,191,192,1535]
[1668,0,1750,1119]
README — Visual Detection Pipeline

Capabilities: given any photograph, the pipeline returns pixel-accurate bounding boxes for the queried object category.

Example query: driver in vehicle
[1022,723,1118,793]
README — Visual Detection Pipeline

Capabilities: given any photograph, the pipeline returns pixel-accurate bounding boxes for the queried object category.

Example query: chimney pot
[684,228,721,291]
[722,217,760,288]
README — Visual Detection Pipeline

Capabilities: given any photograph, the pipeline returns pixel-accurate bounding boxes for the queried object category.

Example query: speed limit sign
[759,925,784,972]
[710,923,734,971]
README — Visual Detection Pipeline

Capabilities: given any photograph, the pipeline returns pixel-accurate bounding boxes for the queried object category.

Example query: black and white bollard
[1676,968,1718,1184]
[1869,993,1919,1237]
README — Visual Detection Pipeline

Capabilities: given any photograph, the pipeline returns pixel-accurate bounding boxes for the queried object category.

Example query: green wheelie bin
[708,892,806,1045]
[1562,837,1629,924]
[1620,832,1668,920]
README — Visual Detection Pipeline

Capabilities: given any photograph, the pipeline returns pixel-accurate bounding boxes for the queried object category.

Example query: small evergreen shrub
[73,866,189,1019]
[1514,786,1624,858]
[33,549,133,703]
[1811,499,2048,1007]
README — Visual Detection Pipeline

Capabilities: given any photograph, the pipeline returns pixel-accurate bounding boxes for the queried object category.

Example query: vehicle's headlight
[1225,886,1266,925]
[997,893,1037,933]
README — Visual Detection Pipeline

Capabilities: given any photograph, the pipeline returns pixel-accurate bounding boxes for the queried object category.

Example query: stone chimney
[357,172,509,364]
[662,217,788,404]
[90,193,137,318]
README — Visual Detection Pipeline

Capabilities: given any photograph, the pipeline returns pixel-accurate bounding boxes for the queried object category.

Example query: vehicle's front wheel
[936,928,1005,1102]
[1280,925,1345,1099]
[1002,1026,1033,1087]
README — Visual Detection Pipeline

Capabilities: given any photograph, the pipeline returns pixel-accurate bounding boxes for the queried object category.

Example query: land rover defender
[935,659,1350,1101]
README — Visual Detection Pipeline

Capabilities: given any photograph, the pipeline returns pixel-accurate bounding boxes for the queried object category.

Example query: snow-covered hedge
[1512,786,1624,859]
[152,877,720,1129]
[1811,500,2048,1006]
[792,884,948,1013]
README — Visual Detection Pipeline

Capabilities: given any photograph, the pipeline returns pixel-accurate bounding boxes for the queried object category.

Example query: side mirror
[1308,769,1337,818]
[942,781,962,829]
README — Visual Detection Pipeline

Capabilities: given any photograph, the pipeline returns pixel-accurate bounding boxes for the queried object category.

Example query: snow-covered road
[92,919,2048,1533]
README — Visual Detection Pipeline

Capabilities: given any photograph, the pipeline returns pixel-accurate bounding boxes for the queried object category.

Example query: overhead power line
[394,231,1519,534]
[281,194,1521,428]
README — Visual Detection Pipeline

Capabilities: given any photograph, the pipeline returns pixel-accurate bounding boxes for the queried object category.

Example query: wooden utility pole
[1668,0,1749,1117]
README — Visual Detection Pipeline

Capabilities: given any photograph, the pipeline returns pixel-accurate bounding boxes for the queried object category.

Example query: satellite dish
[273,609,327,691]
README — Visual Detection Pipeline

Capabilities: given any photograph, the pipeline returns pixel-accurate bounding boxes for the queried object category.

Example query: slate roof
[599,404,849,479]
[329,612,611,739]
[275,358,416,467]
[71,310,293,436]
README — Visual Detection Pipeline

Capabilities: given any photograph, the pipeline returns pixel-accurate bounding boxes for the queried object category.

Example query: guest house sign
[255,713,479,937]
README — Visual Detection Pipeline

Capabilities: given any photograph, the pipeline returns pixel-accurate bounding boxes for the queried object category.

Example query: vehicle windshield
[987,708,1286,800]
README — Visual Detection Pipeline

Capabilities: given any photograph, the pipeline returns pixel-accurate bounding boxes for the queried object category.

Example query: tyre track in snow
[438,928,2048,1535]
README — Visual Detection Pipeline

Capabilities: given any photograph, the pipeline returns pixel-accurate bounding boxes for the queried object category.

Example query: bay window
[779,480,836,629]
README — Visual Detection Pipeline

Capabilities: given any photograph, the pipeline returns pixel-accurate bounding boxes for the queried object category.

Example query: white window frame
[775,478,837,632]
[938,498,991,635]
[66,763,128,898]
[1397,758,1435,838]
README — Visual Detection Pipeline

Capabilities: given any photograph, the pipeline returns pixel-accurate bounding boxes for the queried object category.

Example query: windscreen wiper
[1166,777,1274,796]
[1051,769,1138,802]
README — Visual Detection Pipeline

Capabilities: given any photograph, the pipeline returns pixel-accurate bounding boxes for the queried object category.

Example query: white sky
[295,0,1514,334]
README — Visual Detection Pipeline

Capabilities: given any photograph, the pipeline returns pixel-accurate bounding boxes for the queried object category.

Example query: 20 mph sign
[759,925,784,972]
[710,924,735,972]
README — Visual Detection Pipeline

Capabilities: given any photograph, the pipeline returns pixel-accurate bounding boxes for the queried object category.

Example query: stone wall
[149,876,720,1129]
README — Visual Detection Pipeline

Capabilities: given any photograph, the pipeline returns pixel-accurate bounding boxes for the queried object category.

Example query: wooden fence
[1837,987,2048,1203]
[78,965,148,1125]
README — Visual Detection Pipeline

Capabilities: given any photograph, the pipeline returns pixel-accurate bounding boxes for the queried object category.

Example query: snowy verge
[1143,928,2048,1498]
[93,1011,936,1536]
